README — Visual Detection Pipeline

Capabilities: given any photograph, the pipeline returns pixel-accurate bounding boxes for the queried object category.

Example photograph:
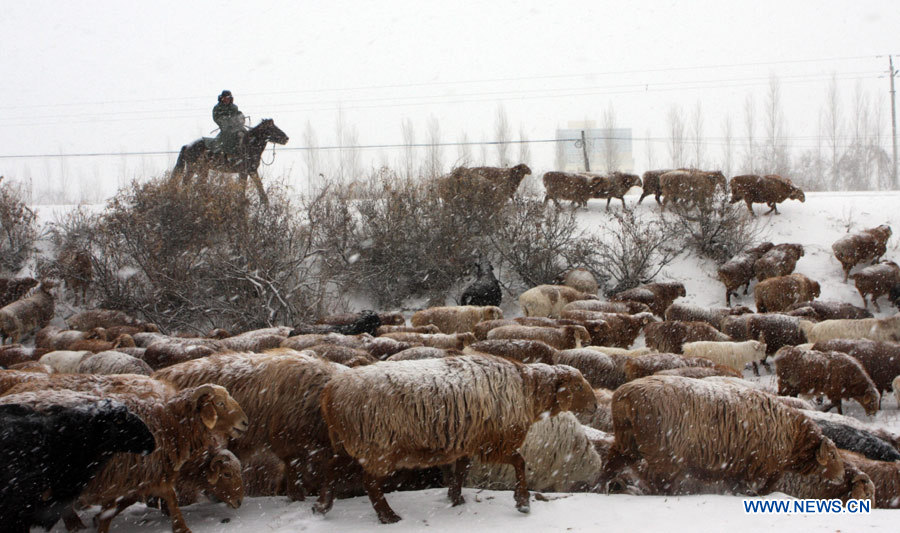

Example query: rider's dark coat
[212,102,246,154]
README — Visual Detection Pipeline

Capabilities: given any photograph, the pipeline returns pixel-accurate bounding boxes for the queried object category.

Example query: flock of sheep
[3,165,900,531]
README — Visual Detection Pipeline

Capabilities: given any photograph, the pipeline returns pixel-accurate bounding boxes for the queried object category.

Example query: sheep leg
[873,296,882,313]
[820,399,841,414]
[744,199,755,216]
[284,456,307,501]
[312,454,340,515]
[654,192,661,206]
[362,471,401,524]
[606,197,612,210]
[94,497,137,533]
[764,202,777,215]
[447,456,471,506]
[501,450,530,513]
[752,360,760,376]
[160,487,192,533]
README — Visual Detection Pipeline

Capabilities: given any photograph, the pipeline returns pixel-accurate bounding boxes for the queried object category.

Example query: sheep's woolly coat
[774,346,880,415]
[465,339,557,365]
[465,412,602,492]
[518,285,597,318]
[553,349,626,390]
[153,350,348,501]
[681,340,766,372]
[800,314,900,343]
[605,375,844,494]
[320,355,596,477]
[486,324,590,350]
[838,449,900,508]
[754,273,820,313]
[411,305,503,334]
[76,350,153,376]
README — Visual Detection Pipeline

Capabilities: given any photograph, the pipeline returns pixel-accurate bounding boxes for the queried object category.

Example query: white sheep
[76,350,153,375]
[584,346,656,357]
[465,412,602,492]
[681,340,766,373]
[800,315,900,343]
[38,350,93,373]
[518,285,596,318]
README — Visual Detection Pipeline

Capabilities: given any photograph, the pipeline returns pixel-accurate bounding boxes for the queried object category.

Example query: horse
[171,118,289,204]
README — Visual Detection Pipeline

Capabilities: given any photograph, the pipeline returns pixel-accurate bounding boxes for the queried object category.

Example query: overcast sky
[1,0,898,200]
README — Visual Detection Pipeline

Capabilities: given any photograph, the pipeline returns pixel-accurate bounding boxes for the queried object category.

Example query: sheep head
[858,389,880,417]
[551,365,596,416]
[207,450,244,509]
[191,384,248,436]
[816,438,844,481]
[850,471,876,502]
[789,187,806,202]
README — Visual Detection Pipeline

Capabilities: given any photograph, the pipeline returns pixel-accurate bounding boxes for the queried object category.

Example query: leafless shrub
[663,193,766,264]
[76,177,337,333]
[586,209,680,293]
[0,177,38,274]
[38,207,98,304]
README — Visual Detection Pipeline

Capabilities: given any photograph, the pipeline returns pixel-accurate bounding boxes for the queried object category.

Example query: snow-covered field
[40,190,900,532]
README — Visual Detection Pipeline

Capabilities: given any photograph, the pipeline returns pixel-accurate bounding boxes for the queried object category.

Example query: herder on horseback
[171,90,289,205]
[212,90,247,155]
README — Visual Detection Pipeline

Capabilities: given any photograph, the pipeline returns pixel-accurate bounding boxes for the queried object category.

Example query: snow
[40,190,900,531]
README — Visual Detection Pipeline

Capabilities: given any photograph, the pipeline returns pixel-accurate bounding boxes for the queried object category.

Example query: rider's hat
[218,90,233,102]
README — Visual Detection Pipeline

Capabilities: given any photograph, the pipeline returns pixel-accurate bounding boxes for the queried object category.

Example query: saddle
[203,130,246,156]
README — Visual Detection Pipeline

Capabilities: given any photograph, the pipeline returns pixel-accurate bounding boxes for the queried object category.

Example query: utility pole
[890,56,898,188]
[576,130,591,172]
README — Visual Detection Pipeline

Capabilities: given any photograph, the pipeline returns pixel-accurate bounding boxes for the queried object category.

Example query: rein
[261,141,276,166]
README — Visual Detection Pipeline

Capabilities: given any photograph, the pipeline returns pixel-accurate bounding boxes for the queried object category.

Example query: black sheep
[460,260,502,307]
[890,283,900,310]
[0,399,155,533]
[293,310,382,337]
[814,418,900,462]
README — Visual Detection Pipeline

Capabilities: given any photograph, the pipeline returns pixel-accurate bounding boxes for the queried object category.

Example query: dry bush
[38,207,98,304]
[662,193,766,264]
[0,177,38,274]
[584,209,680,293]
[77,177,336,332]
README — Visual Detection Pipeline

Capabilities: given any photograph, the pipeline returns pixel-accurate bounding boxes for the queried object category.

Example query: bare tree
[602,103,620,172]
[479,134,489,166]
[302,121,321,194]
[667,105,687,169]
[555,134,567,171]
[690,100,704,169]
[495,104,511,167]
[763,75,789,176]
[457,131,473,167]
[743,94,756,174]
[518,124,532,168]
[645,128,655,171]
[400,117,416,180]
[424,115,443,179]
[721,116,734,178]
[823,75,842,189]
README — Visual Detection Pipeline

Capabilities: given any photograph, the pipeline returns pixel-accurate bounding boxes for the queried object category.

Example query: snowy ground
[39,190,900,531]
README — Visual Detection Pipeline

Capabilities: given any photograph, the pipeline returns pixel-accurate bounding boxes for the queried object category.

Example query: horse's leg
[249,171,268,204]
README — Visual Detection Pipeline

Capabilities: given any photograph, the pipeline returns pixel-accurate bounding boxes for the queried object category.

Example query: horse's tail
[171,146,188,184]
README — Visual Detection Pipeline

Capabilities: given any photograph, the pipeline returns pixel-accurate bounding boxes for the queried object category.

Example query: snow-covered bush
[0,177,38,274]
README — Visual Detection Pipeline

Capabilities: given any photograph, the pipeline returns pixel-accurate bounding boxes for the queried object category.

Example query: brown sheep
[142,340,219,370]
[659,169,726,208]
[280,332,413,360]
[812,339,900,401]
[439,164,532,204]
[0,276,37,307]
[7,361,55,373]
[57,247,92,305]
[832,225,892,281]
[623,353,721,381]
[306,343,378,367]
[839,449,900,508]
[473,319,518,340]
[314,354,596,523]
[729,173,805,215]
[553,349,628,390]
[541,171,602,209]
[754,243,805,282]
[0,377,247,533]
[67,333,137,353]
[0,280,56,345]
[560,309,656,348]
[785,300,873,320]
[717,242,775,306]
[653,366,742,379]
[153,350,351,502]
[599,375,844,495]
[563,299,652,315]
[588,171,642,209]
[376,324,440,335]
[643,321,731,354]
[663,302,753,330]
[76,350,154,376]
[0,344,50,367]
[379,331,476,350]
[385,346,463,361]
[557,267,599,295]
[35,325,107,351]
[774,346,880,415]
[638,169,675,206]
[410,305,503,334]
[754,273,821,313]
[720,313,808,374]
[576,388,614,432]
[610,281,686,316]
[850,261,900,311]
[518,284,598,318]
[464,339,557,364]
[486,324,590,350]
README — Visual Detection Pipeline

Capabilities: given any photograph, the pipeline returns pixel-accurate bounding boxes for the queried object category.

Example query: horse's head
[255,119,289,145]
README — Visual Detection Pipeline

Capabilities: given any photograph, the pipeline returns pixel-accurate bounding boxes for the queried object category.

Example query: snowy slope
[43,191,900,532]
